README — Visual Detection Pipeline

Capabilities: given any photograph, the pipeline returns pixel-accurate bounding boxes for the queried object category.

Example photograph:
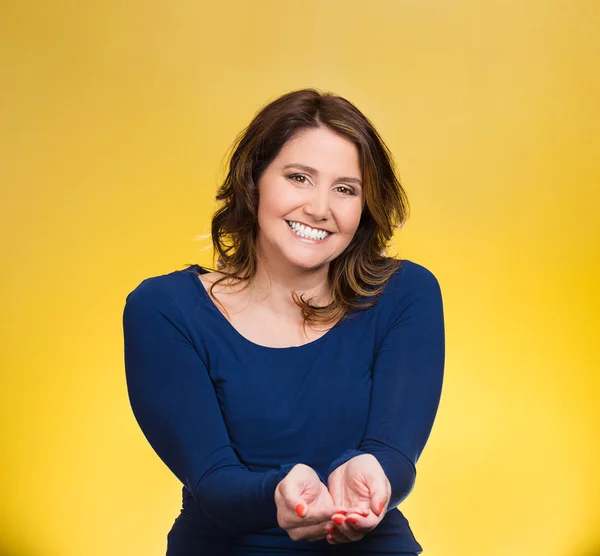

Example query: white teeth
[287,221,329,240]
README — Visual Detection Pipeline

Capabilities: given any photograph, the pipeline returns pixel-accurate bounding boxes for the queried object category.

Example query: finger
[371,497,388,517]
[369,486,390,517]
[338,506,370,517]
[330,515,365,543]
[277,479,308,518]
[287,522,329,543]
[302,503,348,526]
[295,503,307,518]
[325,522,354,545]
[279,466,326,516]
[282,498,312,522]
[344,511,382,533]
[284,493,327,521]
[275,494,315,529]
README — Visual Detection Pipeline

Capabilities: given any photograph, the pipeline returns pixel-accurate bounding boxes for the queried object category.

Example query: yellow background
[1,1,598,555]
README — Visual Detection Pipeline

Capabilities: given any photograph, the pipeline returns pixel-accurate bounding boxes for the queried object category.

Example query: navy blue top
[122,259,445,555]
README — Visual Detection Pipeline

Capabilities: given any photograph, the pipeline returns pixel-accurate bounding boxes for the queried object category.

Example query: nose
[303,186,330,221]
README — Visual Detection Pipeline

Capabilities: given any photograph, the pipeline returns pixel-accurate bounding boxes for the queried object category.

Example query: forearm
[193,456,296,533]
[359,440,416,508]
[327,264,444,512]
[123,279,296,535]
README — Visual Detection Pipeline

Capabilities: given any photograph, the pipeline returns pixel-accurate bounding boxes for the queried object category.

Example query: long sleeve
[122,278,295,534]
[326,264,445,509]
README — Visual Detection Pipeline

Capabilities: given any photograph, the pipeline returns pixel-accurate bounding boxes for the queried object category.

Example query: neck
[248,253,332,319]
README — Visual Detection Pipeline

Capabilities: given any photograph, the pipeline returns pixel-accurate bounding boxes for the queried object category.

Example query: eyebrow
[282,163,363,186]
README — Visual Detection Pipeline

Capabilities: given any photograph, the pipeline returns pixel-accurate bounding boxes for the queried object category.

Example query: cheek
[339,204,363,233]
[258,183,299,221]
[257,191,282,225]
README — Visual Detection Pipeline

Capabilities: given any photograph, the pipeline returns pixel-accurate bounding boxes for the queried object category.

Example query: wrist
[327,449,365,479]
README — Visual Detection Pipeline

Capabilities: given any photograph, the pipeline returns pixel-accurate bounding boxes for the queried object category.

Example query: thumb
[282,480,309,518]
[369,482,389,517]
[294,500,308,518]
[281,467,319,518]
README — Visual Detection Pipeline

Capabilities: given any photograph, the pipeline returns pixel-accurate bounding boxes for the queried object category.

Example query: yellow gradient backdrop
[1,1,598,555]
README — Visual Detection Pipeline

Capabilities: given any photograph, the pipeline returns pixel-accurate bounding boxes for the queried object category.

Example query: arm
[326,263,445,510]
[122,278,295,534]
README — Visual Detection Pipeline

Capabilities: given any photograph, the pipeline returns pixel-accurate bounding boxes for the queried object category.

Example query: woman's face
[256,126,364,273]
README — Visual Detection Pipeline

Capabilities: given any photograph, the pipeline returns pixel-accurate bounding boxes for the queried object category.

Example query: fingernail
[327,534,335,544]
[347,516,358,525]
[337,510,347,515]
[326,525,334,534]
[378,501,385,514]
[295,503,305,517]
[333,516,344,526]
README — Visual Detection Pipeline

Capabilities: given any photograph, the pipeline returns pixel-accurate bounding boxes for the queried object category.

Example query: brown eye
[334,185,356,196]
[288,174,308,184]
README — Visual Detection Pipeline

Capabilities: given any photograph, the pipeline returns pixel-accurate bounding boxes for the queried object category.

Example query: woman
[123,88,445,555]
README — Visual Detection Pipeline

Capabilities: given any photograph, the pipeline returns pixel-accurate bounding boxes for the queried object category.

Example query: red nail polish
[295,503,305,517]
[378,501,385,514]
[333,516,344,526]
[347,516,358,525]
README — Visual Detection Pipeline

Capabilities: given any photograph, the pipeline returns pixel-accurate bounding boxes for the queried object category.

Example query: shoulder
[354,259,444,346]
[384,258,442,294]
[123,265,200,315]
[376,259,443,319]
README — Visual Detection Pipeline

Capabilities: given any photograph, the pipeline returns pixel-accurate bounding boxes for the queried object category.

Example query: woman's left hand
[325,454,391,545]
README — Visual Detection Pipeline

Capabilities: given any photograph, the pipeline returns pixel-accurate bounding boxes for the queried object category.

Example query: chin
[258,230,346,272]
[281,251,334,272]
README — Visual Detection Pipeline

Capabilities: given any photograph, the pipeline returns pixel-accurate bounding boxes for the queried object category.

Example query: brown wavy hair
[194,88,409,328]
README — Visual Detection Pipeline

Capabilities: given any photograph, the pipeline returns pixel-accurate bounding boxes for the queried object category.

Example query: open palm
[275,463,345,542]
[326,454,391,544]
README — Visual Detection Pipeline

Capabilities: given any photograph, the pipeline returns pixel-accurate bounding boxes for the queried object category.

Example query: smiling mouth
[286,220,332,241]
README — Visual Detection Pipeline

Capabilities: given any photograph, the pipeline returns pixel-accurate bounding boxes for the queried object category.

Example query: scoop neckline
[187,264,344,351]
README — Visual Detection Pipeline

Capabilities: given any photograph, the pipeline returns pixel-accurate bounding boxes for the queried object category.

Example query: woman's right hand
[274,463,354,542]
